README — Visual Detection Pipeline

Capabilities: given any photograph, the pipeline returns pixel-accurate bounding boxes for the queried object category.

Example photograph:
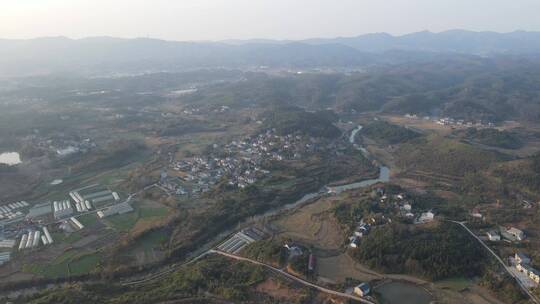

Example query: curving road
[213,250,375,304]
[123,249,375,304]
[448,220,540,304]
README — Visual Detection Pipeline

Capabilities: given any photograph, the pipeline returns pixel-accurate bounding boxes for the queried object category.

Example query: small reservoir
[375,282,432,304]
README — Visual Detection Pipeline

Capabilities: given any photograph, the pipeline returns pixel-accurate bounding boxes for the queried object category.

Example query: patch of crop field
[139,207,169,219]
[117,131,146,142]
[38,146,150,201]
[55,250,79,263]
[68,252,102,276]
[138,230,169,251]
[23,250,79,278]
[39,173,105,202]
[264,178,298,191]
[63,232,84,244]
[128,230,169,265]
[461,286,510,304]
[274,196,344,251]
[78,213,99,228]
[383,115,454,135]
[105,211,139,232]
[105,200,171,233]
[317,253,381,284]
[256,277,307,302]
[435,277,473,291]
[24,262,69,279]
[96,169,130,186]
[175,131,234,155]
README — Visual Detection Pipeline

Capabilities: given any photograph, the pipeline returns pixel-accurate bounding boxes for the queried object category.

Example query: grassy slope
[396,135,504,178]
[25,255,303,304]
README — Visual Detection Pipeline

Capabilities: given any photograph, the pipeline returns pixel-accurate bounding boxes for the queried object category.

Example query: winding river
[262,125,390,216]
[1,126,428,301]
[185,125,391,260]
[140,125,432,303]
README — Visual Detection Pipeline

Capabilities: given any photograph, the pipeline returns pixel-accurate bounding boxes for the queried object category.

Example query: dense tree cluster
[396,136,503,177]
[242,240,286,266]
[26,256,270,304]
[480,270,526,304]
[181,58,540,123]
[494,152,540,192]
[352,223,486,280]
[260,106,340,138]
[461,127,523,149]
[361,121,421,145]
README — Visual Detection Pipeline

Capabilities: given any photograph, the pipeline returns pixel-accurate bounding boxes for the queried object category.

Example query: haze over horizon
[2,0,540,41]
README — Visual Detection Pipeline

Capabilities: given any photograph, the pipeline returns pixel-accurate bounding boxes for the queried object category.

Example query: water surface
[375,282,432,304]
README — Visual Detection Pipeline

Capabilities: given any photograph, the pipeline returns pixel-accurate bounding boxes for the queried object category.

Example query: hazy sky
[2,0,540,41]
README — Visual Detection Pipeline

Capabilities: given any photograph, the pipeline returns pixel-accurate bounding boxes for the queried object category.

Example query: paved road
[448,220,540,304]
[123,248,376,304]
[213,250,375,304]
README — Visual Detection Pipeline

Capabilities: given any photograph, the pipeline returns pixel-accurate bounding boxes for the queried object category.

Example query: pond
[0,152,22,166]
[375,282,432,304]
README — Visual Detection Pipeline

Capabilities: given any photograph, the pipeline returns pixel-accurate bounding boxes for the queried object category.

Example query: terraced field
[274,196,344,251]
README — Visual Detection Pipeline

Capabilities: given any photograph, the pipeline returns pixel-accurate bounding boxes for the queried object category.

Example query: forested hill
[260,106,341,138]
[4,30,540,77]
[183,57,540,123]
[302,30,540,54]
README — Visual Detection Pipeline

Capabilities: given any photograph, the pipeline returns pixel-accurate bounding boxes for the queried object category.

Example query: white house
[354,283,371,297]
[470,208,483,219]
[486,230,501,241]
[530,269,540,284]
[508,227,525,241]
[416,211,435,224]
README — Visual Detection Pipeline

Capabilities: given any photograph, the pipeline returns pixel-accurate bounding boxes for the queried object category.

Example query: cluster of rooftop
[168,129,340,194]
[404,113,494,128]
[24,133,96,158]
[0,184,125,268]
[97,202,133,218]
[515,253,540,285]
[17,226,53,251]
[501,226,526,242]
[0,201,28,222]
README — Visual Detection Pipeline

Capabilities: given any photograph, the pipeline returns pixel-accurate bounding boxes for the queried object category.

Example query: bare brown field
[385,114,540,158]
[317,253,381,284]
[256,278,305,302]
[274,196,344,251]
[383,115,455,135]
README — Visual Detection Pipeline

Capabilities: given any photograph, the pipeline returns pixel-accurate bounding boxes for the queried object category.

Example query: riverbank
[0,125,392,299]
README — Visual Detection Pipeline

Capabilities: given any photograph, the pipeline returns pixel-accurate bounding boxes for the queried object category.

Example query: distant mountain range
[2,30,540,77]
[303,30,540,54]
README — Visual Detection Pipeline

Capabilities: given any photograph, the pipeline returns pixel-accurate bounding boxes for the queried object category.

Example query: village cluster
[466,205,539,288]
[164,129,342,195]
[404,113,494,128]
[479,223,539,288]
[514,252,540,287]
[23,133,96,157]
[347,189,437,249]
[0,184,132,266]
